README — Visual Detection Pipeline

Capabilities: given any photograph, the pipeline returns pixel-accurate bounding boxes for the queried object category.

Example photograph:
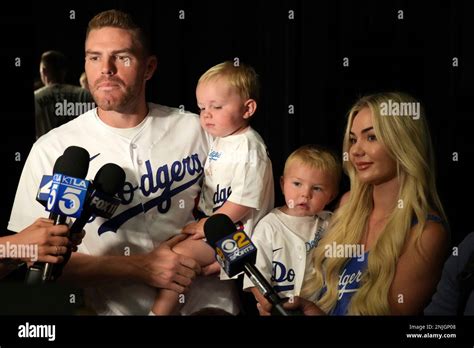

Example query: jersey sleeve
[8,142,54,232]
[227,139,273,210]
[243,218,275,290]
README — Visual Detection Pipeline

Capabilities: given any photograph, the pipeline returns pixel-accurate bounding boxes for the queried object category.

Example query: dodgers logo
[338,268,363,300]
[97,153,203,235]
[212,184,231,212]
[271,261,295,292]
[208,150,221,162]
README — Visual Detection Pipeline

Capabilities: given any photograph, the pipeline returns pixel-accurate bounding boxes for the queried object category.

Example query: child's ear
[243,99,257,119]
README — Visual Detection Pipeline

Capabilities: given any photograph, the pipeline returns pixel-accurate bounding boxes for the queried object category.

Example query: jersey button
[131,143,137,149]
[137,159,143,165]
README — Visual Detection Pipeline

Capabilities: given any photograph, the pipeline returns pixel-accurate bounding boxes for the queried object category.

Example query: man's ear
[144,55,158,81]
[243,99,257,119]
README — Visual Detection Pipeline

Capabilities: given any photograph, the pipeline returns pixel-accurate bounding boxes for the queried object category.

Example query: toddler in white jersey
[243,145,341,309]
[152,61,274,314]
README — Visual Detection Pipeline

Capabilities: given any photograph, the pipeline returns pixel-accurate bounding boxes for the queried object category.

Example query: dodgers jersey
[199,127,275,237]
[8,103,239,315]
[243,208,332,301]
[199,128,275,281]
[330,251,368,315]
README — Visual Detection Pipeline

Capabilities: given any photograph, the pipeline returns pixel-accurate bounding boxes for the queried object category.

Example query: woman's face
[349,107,398,185]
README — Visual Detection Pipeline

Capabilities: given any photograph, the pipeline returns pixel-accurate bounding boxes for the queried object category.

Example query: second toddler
[244,145,341,310]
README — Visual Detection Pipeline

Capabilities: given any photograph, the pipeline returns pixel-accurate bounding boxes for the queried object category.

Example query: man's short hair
[41,50,67,83]
[86,9,152,57]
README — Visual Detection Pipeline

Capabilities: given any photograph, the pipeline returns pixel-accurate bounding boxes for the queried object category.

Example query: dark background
[0,0,473,342]
[1,2,473,253]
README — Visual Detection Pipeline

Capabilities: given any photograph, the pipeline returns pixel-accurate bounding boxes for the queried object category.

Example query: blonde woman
[258,92,449,315]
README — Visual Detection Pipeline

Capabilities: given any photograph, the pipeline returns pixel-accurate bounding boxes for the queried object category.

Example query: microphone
[69,163,125,235]
[50,163,126,280]
[204,214,301,316]
[36,155,65,207]
[25,146,90,285]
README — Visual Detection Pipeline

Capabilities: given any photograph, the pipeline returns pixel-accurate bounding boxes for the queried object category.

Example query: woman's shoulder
[411,211,444,226]
[408,212,449,256]
[421,219,448,243]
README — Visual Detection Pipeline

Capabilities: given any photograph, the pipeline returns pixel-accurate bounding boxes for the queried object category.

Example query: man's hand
[181,218,208,240]
[139,234,201,293]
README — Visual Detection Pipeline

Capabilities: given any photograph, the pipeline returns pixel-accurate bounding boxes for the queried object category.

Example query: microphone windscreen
[60,146,90,179]
[52,155,64,174]
[93,163,126,195]
[204,214,236,247]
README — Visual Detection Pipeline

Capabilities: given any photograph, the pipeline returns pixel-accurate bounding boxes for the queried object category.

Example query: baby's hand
[181,218,207,240]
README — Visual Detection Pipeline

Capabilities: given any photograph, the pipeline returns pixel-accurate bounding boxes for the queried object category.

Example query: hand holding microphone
[25,146,90,285]
[7,218,70,266]
[26,145,126,284]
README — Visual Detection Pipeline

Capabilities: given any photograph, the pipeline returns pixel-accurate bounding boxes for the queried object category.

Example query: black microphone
[204,214,301,316]
[25,146,90,285]
[51,163,126,280]
[69,163,125,235]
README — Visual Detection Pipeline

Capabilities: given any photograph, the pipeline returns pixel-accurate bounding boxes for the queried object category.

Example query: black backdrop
[3,0,472,244]
[1,0,474,344]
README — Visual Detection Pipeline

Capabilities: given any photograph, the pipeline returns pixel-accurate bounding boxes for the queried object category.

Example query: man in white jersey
[8,9,239,315]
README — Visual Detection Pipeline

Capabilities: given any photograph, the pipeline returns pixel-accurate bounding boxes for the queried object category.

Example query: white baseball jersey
[8,103,240,315]
[243,208,332,301]
[199,128,275,280]
[199,127,275,236]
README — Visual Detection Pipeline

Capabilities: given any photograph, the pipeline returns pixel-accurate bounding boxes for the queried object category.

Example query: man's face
[85,27,152,113]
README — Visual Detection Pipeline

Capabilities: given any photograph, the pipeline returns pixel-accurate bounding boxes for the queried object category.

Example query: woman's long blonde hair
[300,92,447,315]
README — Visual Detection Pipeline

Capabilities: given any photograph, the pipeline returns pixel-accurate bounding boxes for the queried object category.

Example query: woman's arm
[388,220,449,314]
